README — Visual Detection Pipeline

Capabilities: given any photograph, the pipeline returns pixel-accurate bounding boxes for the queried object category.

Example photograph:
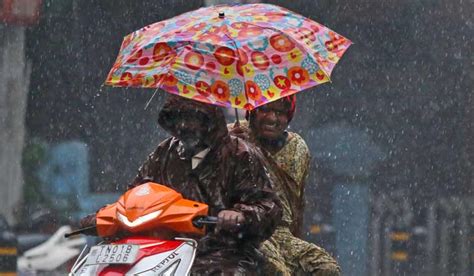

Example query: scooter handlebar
[192,216,218,228]
[66,217,218,237]
[64,225,97,238]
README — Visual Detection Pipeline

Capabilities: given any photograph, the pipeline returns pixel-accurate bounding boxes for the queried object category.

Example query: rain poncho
[131,96,282,275]
[229,121,340,276]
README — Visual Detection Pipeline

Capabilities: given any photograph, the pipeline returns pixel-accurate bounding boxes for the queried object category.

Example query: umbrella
[105,3,351,110]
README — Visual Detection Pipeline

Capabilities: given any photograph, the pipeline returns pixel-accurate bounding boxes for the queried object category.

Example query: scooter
[66,182,217,275]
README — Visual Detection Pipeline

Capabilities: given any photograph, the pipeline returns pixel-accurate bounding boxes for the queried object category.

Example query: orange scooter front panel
[96,203,120,237]
[97,183,209,237]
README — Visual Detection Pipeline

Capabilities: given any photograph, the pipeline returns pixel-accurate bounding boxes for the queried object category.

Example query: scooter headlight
[117,210,162,228]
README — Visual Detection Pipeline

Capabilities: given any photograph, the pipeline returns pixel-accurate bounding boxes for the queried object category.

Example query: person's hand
[79,213,97,228]
[216,210,245,232]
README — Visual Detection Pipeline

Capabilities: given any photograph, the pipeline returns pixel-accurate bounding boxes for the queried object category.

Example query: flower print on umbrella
[242,27,263,37]
[152,42,175,63]
[292,27,316,47]
[135,73,148,86]
[270,54,282,65]
[265,12,283,22]
[121,72,146,87]
[214,46,237,66]
[325,31,348,54]
[207,25,230,36]
[229,78,244,97]
[138,55,152,66]
[205,62,217,73]
[297,27,316,41]
[192,42,215,56]
[195,80,211,97]
[234,48,249,77]
[245,80,262,101]
[251,51,270,71]
[311,36,330,59]
[273,75,292,90]
[326,51,340,63]
[220,65,237,79]
[252,15,269,23]
[142,75,158,87]
[288,48,304,63]
[288,66,310,86]
[238,27,263,38]
[236,62,245,76]
[191,22,207,32]
[106,64,122,82]
[236,48,249,64]
[230,21,252,30]
[193,69,207,84]
[301,55,319,74]
[248,36,269,52]
[269,34,295,52]
[211,80,230,101]
[240,63,255,78]
[239,10,259,17]
[160,73,179,87]
[313,52,331,73]
[254,74,271,91]
[148,74,164,87]
[184,51,204,70]
[171,29,193,40]
[126,49,143,64]
[118,72,133,86]
[200,33,223,44]
[314,69,329,83]
[285,13,304,27]
[173,69,194,85]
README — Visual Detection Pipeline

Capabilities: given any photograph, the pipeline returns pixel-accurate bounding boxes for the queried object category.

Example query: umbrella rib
[222,29,249,109]
[144,87,160,110]
[143,68,169,110]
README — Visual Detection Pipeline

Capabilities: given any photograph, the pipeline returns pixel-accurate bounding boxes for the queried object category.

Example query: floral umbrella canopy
[105,3,351,110]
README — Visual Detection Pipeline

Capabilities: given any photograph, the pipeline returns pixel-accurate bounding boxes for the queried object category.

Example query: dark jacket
[131,96,282,260]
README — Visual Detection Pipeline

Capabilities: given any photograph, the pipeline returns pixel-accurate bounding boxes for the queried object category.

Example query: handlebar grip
[64,225,97,238]
[192,216,218,228]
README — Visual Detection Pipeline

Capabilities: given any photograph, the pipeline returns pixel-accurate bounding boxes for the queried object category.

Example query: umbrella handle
[234,108,240,127]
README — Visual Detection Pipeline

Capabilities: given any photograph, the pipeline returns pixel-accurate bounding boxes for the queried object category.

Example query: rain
[0,0,472,275]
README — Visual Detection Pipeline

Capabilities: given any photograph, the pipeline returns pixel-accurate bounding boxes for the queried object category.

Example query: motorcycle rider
[115,94,281,275]
[229,95,341,276]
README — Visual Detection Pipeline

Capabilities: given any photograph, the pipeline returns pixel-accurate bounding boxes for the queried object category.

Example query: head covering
[245,94,297,123]
[158,94,228,147]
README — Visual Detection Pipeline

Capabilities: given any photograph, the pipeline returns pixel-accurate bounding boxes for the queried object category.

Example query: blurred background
[0,0,472,275]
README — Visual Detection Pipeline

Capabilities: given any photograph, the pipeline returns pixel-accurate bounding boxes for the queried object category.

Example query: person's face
[171,110,209,150]
[251,100,290,141]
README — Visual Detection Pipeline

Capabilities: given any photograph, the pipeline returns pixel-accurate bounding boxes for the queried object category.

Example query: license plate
[85,244,140,265]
